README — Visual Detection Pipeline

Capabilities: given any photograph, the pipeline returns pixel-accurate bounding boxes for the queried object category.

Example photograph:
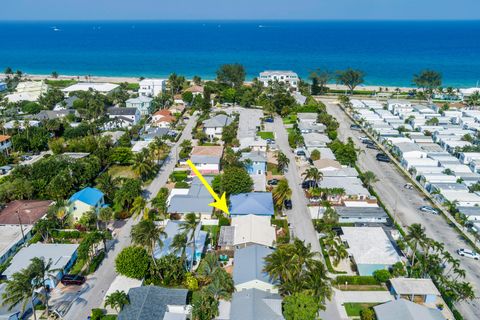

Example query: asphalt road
[63,114,198,320]
[321,98,480,320]
[273,116,322,254]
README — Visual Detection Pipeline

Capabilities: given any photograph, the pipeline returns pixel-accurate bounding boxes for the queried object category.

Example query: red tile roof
[0,200,54,225]
[0,135,11,143]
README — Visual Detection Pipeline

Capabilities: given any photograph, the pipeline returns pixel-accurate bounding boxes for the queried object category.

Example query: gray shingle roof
[230,289,284,320]
[191,155,221,165]
[374,299,445,320]
[202,114,233,128]
[240,151,267,163]
[233,244,276,286]
[107,107,138,116]
[335,206,388,219]
[118,286,188,320]
[168,177,214,214]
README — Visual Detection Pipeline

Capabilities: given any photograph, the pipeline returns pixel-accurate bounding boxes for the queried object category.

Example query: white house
[126,96,153,116]
[258,70,299,90]
[230,215,276,248]
[62,82,119,94]
[0,135,12,154]
[5,81,48,102]
[393,142,427,160]
[202,114,233,140]
[107,107,141,127]
[190,146,223,175]
[139,79,166,97]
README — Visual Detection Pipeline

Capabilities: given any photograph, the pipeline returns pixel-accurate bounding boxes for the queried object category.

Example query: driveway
[63,114,198,320]
[320,98,480,320]
[273,116,321,254]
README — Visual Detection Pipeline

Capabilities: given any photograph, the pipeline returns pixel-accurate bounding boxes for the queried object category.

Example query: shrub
[373,269,391,283]
[310,149,320,161]
[90,309,105,320]
[360,308,375,320]
[334,276,380,286]
[183,272,199,291]
[174,181,189,188]
[88,251,106,274]
[115,246,150,279]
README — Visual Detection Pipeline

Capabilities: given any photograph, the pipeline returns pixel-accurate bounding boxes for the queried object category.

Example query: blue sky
[1,0,479,20]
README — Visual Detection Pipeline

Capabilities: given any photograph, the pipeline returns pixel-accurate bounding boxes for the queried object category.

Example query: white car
[457,248,480,260]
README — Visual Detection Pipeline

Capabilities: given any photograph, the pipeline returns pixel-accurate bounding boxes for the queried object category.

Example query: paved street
[273,116,321,254]
[63,114,198,320]
[321,98,480,320]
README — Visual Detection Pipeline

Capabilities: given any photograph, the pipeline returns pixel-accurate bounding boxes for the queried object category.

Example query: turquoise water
[1,21,480,87]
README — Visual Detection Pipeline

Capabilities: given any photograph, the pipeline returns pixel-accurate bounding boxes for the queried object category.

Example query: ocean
[1,20,480,87]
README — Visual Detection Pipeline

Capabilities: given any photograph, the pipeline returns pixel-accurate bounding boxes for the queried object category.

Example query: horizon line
[1,18,480,22]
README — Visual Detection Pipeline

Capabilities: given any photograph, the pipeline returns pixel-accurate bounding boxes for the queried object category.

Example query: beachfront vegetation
[336,68,365,94]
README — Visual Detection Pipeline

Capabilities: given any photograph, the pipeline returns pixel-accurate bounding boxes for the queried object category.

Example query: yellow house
[67,187,106,222]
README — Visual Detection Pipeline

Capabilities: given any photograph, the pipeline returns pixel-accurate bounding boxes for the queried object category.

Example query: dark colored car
[61,274,86,286]
[264,117,274,123]
[267,179,279,186]
[362,139,374,145]
[366,144,378,150]
[296,150,306,156]
[376,153,391,163]
[284,199,293,210]
[350,124,361,130]
[302,180,318,189]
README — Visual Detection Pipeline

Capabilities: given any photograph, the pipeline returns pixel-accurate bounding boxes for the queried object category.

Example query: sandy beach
[3,72,415,93]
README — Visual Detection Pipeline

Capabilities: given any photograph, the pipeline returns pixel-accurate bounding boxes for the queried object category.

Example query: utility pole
[16,209,26,246]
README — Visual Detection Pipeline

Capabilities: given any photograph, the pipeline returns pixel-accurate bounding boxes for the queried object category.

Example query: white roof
[103,275,143,311]
[3,243,78,279]
[321,177,370,196]
[341,227,402,265]
[390,278,440,296]
[441,190,480,204]
[259,70,298,77]
[131,140,152,153]
[0,225,33,259]
[139,79,166,86]
[127,96,153,103]
[231,215,276,247]
[62,82,119,93]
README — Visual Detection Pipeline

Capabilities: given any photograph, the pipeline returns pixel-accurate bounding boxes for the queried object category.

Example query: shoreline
[5,73,418,93]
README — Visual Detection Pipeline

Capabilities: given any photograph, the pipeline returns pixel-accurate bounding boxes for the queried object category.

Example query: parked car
[404,183,414,190]
[419,206,439,215]
[296,150,306,157]
[284,199,293,210]
[61,274,86,286]
[302,180,317,189]
[21,155,33,161]
[266,138,275,144]
[264,117,274,123]
[366,144,378,150]
[376,153,391,163]
[267,179,279,186]
[362,139,374,145]
[359,136,370,142]
[350,124,361,131]
[457,248,480,260]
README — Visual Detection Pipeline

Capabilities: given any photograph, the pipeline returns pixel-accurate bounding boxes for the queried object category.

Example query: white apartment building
[258,70,299,90]
[139,79,166,97]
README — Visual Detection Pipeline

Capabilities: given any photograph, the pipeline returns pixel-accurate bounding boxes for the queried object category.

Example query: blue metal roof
[230,192,274,216]
[68,187,104,206]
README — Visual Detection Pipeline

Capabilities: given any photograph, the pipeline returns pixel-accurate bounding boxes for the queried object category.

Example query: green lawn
[108,165,138,179]
[267,162,281,175]
[257,131,275,140]
[344,303,379,317]
[282,115,297,125]
[45,79,78,88]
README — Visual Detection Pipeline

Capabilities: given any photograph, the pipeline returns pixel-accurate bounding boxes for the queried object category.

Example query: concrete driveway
[321,98,480,320]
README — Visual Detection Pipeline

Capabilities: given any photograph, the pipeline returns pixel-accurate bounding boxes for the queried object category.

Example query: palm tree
[130,196,147,217]
[302,167,323,184]
[96,173,119,202]
[131,220,166,267]
[275,151,290,174]
[196,252,221,285]
[104,290,129,313]
[98,207,113,230]
[362,171,378,189]
[132,150,156,181]
[179,213,201,270]
[405,223,427,274]
[466,91,480,107]
[272,179,292,209]
[29,257,59,317]
[2,267,37,320]
[171,232,188,265]
[206,269,234,300]
[328,241,348,267]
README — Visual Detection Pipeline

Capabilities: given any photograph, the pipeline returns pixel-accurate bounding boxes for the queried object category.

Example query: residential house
[126,96,153,116]
[458,207,480,221]
[0,200,53,225]
[153,220,207,269]
[0,82,7,92]
[335,206,388,224]
[293,91,307,105]
[152,109,175,128]
[229,192,274,217]
[190,146,223,175]
[298,122,326,134]
[103,275,143,314]
[184,85,204,97]
[436,190,480,207]
[221,215,277,249]
[118,286,189,320]
[240,151,267,175]
[233,244,278,293]
[54,95,79,110]
[0,225,33,265]
[392,142,427,160]
[320,176,373,204]
[139,79,166,97]
[4,120,40,130]
[239,137,267,152]
[302,133,330,152]
[341,227,402,276]
[258,70,299,91]
[167,177,214,219]
[67,187,106,221]
[2,243,79,287]
[389,278,441,304]
[0,135,12,154]
[34,109,75,121]
[230,288,284,320]
[5,81,48,102]
[0,283,34,319]
[313,159,342,172]
[202,114,233,140]
[106,107,141,127]
[62,82,119,95]
[374,299,445,320]
[296,113,318,124]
